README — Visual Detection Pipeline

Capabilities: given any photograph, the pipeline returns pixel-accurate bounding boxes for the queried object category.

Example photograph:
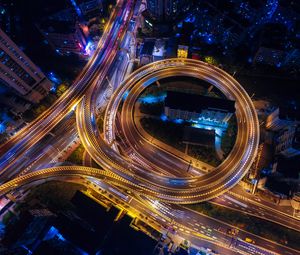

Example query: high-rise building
[266,107,300,131]
[266,107,300,158]
[283,49,300,69]
[274,125,300,157]
[38,20,87,56]
[253,47,286,67]
[76,0,103,20]
[146,0,189,21]
[139,39,155,66]
[146,0,164,20]
[0,28,52,103]
[164,0,187,18]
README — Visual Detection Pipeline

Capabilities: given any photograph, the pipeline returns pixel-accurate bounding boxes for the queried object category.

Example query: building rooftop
[276,154,300,179]
[40,19,77,34]
[183,126,215,147]
[279,106,300,122]
[165,91,235,113]
[11,209,56,251]
[293,126,300,150]
[140,40,155,56]
[174,246,189,255]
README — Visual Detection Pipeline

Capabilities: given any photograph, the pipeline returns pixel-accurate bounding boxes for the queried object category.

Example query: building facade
[77,0,103,20]
[266,107,300,131]
[164,91,235,124]
[146,0,189,21]
[266,107,300,157]
[146,0,164,20]
[274,125,300,157]
[38,20,87,56]
[283,49,300,69]
[253,46,286,67]
[177,45,188,58]
[0,28,52,103]
[139,39,155,66]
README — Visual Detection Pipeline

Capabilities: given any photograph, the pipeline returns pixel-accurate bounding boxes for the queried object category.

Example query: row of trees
[221,116,237,157]
[139,102,164,116]
[22,83,68,122]
[141,117,220,166]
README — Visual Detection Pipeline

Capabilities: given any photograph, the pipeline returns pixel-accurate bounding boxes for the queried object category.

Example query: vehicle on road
[245,237,255,244]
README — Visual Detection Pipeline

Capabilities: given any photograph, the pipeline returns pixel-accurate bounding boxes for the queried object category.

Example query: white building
[0,28,51,103]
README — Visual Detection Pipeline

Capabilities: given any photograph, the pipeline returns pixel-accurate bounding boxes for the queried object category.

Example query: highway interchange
[0,0,299,254]
[76,58,260,203]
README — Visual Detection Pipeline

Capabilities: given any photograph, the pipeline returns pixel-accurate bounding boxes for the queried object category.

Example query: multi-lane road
[0,0,135,179]
[76,58,259,203]
[0,2,258,204]
[0,167,298,255]
[0,1,299,254]
[110,59,300,231]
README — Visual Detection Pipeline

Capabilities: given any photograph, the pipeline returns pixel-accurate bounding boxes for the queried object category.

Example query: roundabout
[0,59,259,204]
[76,58,260,203]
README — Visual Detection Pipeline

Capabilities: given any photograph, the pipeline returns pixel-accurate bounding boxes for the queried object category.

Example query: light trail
[75,59,260,203]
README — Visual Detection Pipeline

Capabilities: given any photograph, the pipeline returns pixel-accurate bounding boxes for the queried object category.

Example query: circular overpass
[0,59,259,203]
[75,58,260,203]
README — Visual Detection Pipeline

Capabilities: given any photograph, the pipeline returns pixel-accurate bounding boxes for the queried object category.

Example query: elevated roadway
[111,60,300,230]
[1,2,298,254]
[0,0,135,178]
[76,59,260,203]
[0,166,298,255]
